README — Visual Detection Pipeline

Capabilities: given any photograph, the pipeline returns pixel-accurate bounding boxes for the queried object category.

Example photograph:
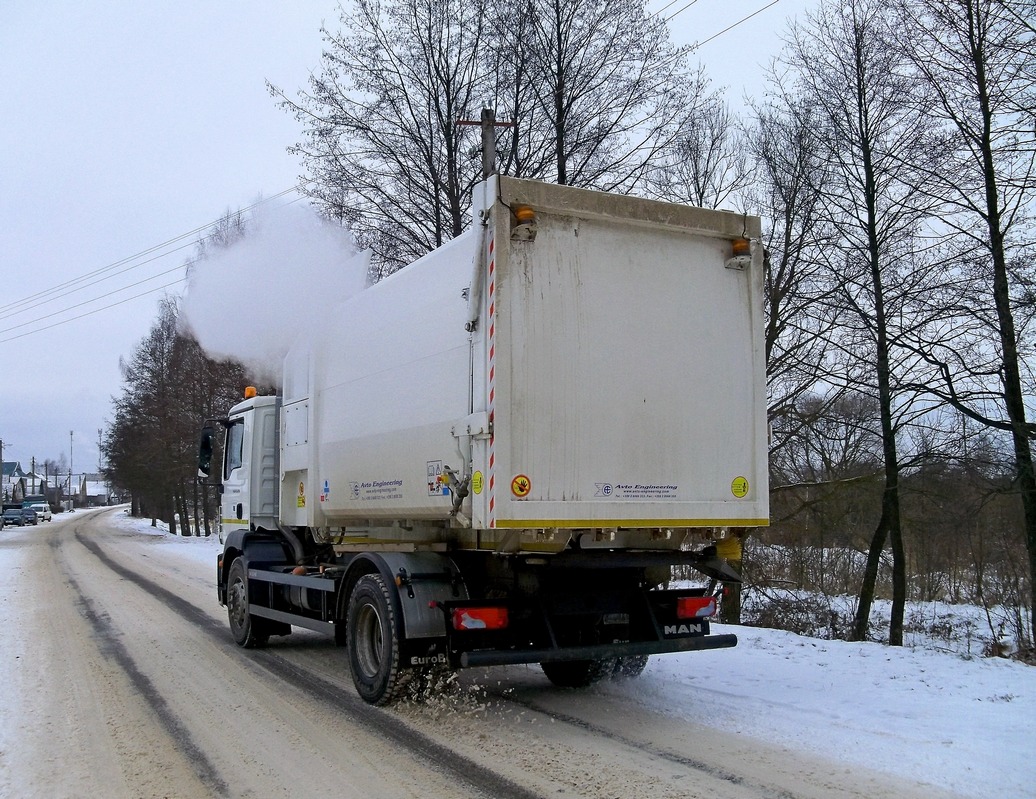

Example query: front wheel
[346,573,409,705]
[226,558,269,648]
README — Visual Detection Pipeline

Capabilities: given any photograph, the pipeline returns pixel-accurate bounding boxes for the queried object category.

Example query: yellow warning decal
[730,476,749,498]
[511,474,531,498]
[298,481,306,507]
[472,471,484,495]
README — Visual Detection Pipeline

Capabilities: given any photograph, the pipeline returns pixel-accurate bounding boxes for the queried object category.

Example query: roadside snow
[55,510,1036,796]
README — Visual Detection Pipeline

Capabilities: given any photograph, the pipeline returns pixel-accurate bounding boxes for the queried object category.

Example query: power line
[0,279,188,345]
[629,0,788,87]
[0,260,189,337]
[692,0,783,50]
[0,184,306,320]
[661,0,703,25]
[0,187,310,343]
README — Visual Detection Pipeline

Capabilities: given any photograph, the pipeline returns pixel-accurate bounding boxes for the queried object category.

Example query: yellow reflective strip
[492,518,769,529]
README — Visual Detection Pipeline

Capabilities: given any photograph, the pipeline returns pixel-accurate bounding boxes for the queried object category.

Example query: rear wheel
[540,658,616,688]
[226,558,269,648]
[347,573,409,705]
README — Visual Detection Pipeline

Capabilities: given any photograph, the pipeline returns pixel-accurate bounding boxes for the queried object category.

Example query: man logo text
[664,623,703,635]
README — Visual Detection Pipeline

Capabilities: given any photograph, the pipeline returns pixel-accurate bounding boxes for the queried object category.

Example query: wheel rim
[354,602,384,677]
[228,577,247,630]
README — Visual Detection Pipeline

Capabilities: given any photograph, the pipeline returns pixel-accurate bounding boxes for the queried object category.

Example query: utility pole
[98,427,108,505]
[458,107,514,180]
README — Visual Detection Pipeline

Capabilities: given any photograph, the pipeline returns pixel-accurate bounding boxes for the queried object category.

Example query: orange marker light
[514,205,536,224]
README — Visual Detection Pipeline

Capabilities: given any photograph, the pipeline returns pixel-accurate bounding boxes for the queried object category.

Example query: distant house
[79,474,111,507]
[22,467,48,496]
[2,462,28,503]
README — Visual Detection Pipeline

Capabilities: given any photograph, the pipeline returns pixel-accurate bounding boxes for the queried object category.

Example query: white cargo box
[280,176,768,543]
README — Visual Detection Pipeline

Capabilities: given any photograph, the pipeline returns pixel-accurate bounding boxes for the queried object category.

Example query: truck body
[201,175,768,704]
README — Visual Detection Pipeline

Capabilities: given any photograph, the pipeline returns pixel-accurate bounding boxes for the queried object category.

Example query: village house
[1,461,28,503]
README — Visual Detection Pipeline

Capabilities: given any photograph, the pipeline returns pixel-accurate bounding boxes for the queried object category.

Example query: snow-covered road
[0,508,1030,798]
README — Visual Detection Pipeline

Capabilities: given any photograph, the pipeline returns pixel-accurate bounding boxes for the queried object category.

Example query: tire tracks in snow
[477,686,799,799]
[54,537,231,797]
[69,529,544,799]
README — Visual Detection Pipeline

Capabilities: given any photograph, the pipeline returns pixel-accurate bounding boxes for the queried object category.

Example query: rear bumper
[460,632,737,668]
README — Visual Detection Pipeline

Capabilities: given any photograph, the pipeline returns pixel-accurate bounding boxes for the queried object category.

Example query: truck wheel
[227,558,269,648]
[540,658,616,688]
[612,655,649,678]
[347,573,408,705]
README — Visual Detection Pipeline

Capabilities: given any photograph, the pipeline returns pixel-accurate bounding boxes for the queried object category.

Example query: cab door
[220,415,250,539]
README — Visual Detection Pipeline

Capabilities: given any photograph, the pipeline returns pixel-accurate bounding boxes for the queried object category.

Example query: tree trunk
[972,17,1036,646]
[853,507,887,640]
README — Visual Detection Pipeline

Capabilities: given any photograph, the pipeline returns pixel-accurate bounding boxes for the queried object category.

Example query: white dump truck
[198,175,768,704]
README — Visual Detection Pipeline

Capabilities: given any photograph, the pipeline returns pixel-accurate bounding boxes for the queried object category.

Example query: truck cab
[199,390,279,542]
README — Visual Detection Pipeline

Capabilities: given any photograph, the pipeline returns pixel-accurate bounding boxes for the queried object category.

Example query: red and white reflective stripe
[487,234,496,528]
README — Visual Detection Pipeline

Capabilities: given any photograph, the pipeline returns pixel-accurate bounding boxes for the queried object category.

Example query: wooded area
[102,0,1035,654]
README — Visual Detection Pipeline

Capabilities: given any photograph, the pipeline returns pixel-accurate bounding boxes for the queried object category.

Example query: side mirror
[197,424,216,480]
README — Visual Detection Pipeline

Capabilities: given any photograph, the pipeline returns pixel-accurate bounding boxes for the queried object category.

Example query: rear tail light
[451,607,509,630]
[677,596,717,619]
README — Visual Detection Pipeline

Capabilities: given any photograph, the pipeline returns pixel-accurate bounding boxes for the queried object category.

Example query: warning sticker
[297,481,305,508]
[511,474,531,498]
[472,471,484,495]
[730,476,749,498]
[427,460,449,496]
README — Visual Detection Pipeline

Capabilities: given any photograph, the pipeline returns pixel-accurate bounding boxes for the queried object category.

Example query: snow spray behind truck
[198,175,768,704]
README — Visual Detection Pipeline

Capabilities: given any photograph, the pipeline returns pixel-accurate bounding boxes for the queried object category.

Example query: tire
[226,558,269,648]
[347,573,409,705]
[540,658,616,688]
[612,655,649,678]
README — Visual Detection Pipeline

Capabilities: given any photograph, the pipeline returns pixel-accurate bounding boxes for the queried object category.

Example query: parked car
[21,508,38,525]
[2,508,25,526]
[27,503,51,522]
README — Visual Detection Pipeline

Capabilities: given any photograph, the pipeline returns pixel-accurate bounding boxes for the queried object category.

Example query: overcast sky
[0,0,810,479]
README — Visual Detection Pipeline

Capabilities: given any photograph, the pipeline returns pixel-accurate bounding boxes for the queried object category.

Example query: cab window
[224,421,244,480]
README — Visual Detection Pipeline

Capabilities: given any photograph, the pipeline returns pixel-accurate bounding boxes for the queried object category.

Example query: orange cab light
[452,607,509,631]
[514,205,536,223]
[244,386,258,399]
[677,596,717,619]
[731,238,751,257]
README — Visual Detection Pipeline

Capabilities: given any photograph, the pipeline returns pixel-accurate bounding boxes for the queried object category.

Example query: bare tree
[781,0,944,644]
[768,392,885,598]
[892,0,1036,644]
[272,0,489,273]
[487,0,704,192]
[647,93,753,210]
[744,86,842,462]
[104,297,254,535]
[275,0,709,272]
